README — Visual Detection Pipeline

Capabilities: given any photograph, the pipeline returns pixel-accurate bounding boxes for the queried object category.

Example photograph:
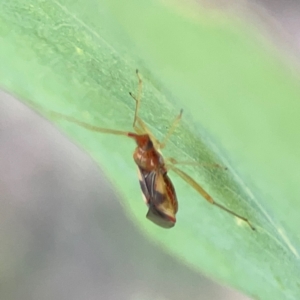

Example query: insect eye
[146,205,176,229]
[145,139,153,150]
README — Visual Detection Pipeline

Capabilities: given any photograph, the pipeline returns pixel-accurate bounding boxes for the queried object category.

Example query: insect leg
[168,164,255,230]
[165,157,228,170]
[128,69,183,149]
[159,109,183,149]
[129,69,143,129]
[134,109,184,151]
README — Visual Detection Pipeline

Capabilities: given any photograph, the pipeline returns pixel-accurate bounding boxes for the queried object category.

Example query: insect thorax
[133,146,163,172]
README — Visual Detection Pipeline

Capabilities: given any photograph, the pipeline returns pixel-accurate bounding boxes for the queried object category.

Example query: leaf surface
[1,1,300,298]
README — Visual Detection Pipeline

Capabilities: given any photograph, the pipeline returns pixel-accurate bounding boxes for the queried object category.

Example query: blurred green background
[1,0,300,299]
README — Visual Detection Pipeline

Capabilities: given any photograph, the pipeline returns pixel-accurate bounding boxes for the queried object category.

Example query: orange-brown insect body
[138,166,178,228]
[129,132,178,228]
[127,131,177,227]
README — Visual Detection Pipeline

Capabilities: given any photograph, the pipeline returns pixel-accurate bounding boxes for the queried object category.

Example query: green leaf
[1,0,300,299]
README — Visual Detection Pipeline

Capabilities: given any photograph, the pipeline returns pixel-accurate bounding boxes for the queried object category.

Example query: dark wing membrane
[137,166,157,205]
[146,206,175,228]
[163,174,178,214]
[138,166,166,206]
[138,167,176,229]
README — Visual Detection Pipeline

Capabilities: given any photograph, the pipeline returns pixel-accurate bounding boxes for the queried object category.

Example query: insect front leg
[135,109,184,151]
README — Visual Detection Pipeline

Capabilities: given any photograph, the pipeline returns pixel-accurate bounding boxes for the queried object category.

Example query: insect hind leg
[167,164,255,230]
[165,157,228,170]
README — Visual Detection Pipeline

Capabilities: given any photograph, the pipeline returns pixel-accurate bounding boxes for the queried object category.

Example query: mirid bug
[50,70,255,230]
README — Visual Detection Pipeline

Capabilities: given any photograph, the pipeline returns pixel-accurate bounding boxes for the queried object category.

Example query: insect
[50,70,255,230]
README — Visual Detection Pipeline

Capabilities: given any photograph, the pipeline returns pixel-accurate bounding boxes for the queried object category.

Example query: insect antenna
[129,69,143,128]
[49,111,130,137]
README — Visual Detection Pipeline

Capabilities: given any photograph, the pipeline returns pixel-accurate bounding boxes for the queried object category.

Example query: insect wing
[137,166,156,205]
[138,167,177,228]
